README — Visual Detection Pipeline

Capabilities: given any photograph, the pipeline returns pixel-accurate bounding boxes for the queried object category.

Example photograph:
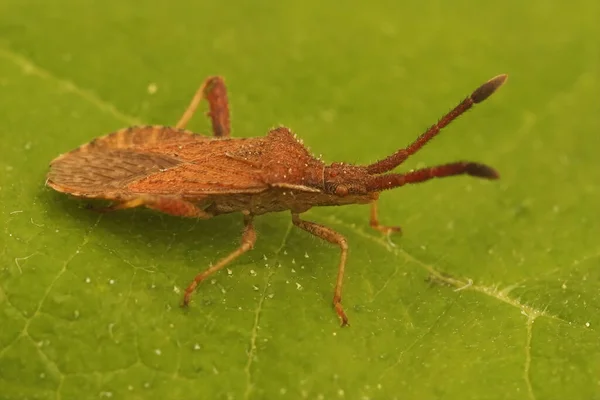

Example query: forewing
[47,125,268,199]
[47,149,183,198]
[126,155,267,196]
[47,126,204,199]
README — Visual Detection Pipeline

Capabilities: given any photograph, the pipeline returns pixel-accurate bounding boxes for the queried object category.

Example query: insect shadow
[45,189,241,253]
[44,187,294,274]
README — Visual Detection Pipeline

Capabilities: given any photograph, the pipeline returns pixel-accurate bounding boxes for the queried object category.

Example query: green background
[1,1,599,399]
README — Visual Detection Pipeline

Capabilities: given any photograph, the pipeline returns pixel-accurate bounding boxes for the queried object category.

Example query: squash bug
[47,74,507,326]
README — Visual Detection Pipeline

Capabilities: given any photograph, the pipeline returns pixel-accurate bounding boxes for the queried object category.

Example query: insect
[47,74,507,326]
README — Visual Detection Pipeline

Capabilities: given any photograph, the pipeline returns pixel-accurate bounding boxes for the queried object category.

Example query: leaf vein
[323,214,569,324]
[0,47,142,126]
[244,221,293,400]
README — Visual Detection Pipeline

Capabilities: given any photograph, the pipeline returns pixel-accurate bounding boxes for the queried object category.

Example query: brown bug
[47,74,507,326]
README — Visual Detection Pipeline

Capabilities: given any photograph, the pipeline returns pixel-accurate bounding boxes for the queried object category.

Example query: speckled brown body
[48,125,377,214]
[47,75,507,326]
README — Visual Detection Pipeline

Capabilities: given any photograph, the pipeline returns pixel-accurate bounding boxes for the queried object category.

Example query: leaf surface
[1,1,599,399]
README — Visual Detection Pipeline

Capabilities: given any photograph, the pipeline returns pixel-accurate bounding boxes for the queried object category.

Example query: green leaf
[1,1,599,399]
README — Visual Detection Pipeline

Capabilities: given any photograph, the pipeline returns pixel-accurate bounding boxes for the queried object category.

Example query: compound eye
[335,185,349,196]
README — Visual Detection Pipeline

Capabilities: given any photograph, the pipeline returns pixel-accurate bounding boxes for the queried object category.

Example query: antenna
[366,74,507,175]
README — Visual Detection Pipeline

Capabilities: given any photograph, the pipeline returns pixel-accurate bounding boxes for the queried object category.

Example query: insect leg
[91,196,212,218]
[175,76,231,137]
[369,200,402,235]
[182,214,256,306]
[291,213,350,327]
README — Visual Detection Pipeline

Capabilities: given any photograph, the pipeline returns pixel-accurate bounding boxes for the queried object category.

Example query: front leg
[291,213,350,326]
[369,200,402,236]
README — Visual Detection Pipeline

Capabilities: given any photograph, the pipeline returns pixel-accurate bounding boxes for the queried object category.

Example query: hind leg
[175,76,231,137]
[90,195,212,218]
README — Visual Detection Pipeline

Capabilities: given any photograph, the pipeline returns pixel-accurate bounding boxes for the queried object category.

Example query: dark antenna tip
[466,163,500,180]
[471,74,508,104]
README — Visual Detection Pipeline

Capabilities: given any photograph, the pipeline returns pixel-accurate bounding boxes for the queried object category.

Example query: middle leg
[182,214,256,306]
